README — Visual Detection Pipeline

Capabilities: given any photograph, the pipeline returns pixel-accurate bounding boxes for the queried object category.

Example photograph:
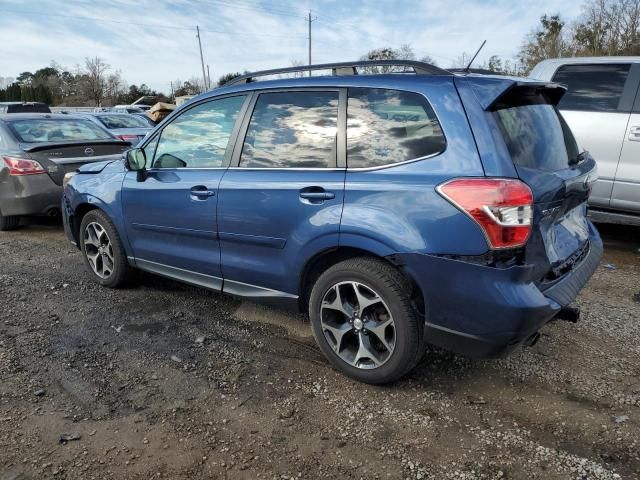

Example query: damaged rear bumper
[393,227,603,358]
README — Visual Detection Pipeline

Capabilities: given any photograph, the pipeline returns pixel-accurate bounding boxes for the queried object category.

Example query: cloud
[0,0,586,93]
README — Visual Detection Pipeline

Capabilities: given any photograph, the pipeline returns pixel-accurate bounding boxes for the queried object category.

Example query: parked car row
[0,108,155,230]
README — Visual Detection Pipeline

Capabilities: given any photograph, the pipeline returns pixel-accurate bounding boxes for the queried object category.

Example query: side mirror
[126,148,146,171]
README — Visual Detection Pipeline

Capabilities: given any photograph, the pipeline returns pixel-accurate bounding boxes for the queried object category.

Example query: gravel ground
[0,221,638,480]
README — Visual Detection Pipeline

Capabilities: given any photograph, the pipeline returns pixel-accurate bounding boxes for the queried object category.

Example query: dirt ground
[0,221,638,480]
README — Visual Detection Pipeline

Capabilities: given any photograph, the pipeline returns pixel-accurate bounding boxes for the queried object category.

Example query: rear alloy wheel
[79,210,131,288]
[0,212,20,231]
[309,257,423,384]
[320,281,396,369]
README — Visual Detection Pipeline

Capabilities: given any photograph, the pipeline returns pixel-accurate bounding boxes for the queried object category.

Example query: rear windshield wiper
[570,151,586,167]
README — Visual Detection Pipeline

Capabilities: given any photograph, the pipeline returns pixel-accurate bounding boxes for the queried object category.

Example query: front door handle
[190,185,216,199]
[299,187,335,204]
[629,126,640,142]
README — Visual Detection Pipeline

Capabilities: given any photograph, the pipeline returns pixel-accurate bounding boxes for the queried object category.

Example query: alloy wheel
[320,281,396,369]
[83,222,115,279]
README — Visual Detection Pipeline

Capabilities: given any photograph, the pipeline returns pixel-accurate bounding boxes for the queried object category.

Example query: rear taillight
[437,178,533,249]
[2,156,46,176]
[116,135,139,143]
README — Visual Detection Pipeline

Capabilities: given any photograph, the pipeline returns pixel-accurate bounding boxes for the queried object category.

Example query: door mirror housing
[126,148,147,171]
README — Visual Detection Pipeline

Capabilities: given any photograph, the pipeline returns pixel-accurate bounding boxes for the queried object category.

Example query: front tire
[79,210,131,288]
[309,257,423,384]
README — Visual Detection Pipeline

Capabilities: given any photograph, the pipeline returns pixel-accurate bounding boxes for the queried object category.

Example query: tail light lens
[437,178,533,249]
[116,135,139,143]
[2,156,46,176]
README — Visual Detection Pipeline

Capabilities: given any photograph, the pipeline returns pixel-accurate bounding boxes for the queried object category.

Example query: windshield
[9,119,113,143]
[493,102,580,172]
[97,114,149,129]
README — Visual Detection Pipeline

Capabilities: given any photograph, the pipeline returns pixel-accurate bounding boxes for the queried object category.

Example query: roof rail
[226,60,451,86]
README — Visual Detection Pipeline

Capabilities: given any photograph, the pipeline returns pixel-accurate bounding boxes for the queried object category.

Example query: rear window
[347,88,445,168]
[552,64,630,112]
[96,114,149,129]
[9,119,113,143]
[4,103,51,114]
[493,100,580,172]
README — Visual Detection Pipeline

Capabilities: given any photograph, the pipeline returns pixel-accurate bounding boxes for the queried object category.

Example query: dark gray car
[80,113,152,145]
[0,113,130,230]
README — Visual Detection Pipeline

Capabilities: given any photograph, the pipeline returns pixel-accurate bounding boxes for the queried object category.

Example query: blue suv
[62,61,602,384]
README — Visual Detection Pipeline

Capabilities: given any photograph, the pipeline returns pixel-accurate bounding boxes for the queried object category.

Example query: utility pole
[307,10,315,76]
[196,26,207,92]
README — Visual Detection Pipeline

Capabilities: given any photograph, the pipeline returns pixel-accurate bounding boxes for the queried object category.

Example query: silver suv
[530,57,640,225]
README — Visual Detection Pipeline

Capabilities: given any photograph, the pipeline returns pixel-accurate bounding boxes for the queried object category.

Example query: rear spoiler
[20,140,131,153]
[454,76,567,111]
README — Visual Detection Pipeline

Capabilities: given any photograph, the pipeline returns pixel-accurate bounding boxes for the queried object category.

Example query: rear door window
[347,87,445,168]
[552,64,631,112]
[239,91,339,168]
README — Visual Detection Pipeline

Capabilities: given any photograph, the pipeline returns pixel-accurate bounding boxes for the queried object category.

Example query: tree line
[0,57,177,107]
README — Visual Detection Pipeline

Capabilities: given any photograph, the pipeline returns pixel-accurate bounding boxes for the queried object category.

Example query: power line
[0,8,307,39]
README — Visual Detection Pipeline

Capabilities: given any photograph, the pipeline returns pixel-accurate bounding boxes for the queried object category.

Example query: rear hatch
[24,141,129,185]
[462,78,598,284]
[492,84,597,283]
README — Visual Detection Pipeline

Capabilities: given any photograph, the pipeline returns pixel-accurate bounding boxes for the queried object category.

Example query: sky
[0,0,585,93]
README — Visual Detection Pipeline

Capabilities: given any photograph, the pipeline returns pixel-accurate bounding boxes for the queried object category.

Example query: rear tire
[79,210,131,288]
[309,257,423,384]
[0,212,20,231]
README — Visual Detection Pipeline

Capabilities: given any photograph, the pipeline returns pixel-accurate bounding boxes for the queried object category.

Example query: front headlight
[63,171,77,189]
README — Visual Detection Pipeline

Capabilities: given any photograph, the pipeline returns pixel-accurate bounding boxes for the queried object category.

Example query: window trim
[229,87,345,170]
[552,62,640,114]
[345,87,447,171]
[139,92,253,171]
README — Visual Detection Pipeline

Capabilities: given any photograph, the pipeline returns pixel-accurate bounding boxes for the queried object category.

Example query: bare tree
[518,15,575,73]
[84,57,110,106]
[359,45,423,73]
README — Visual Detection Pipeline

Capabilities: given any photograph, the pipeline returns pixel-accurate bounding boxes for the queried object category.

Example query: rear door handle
[190,185,216,199]
[629,126,640,141]
[299,187,335,204]
[300,192,335,200]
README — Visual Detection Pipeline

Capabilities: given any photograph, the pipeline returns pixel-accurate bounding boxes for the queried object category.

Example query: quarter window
[552,64,631,112]
[152,95,246,169]
[347,88,445,168]
[239,91,339,168]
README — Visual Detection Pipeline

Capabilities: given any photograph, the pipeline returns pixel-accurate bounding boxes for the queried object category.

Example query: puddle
[233,302,312,339]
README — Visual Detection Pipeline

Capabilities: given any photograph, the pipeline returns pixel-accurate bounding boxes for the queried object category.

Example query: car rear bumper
[394,224,603,358]
[0,173,62,216]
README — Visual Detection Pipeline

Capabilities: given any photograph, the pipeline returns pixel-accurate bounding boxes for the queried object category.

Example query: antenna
[465,40,487,72]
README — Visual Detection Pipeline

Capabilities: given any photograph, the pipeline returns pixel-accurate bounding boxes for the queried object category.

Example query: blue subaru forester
[62,61,602,384]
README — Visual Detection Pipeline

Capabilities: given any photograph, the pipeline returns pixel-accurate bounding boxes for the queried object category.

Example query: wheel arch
[298,245,425,318]
[70,203,100,243]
